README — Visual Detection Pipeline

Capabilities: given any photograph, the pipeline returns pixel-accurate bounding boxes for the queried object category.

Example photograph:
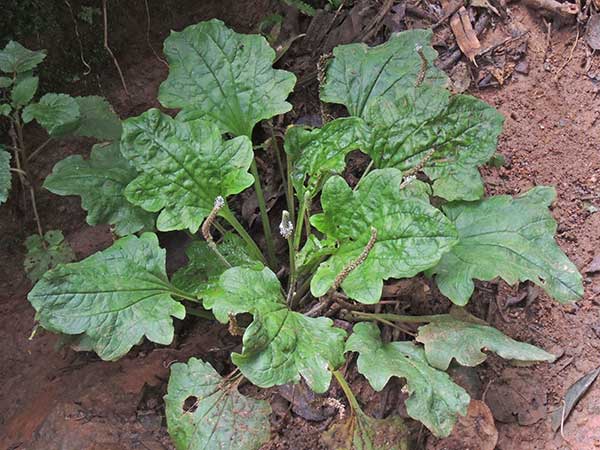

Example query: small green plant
[26,20,582,449]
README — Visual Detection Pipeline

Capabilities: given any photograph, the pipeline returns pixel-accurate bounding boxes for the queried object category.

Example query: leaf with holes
[165,357,271,450]
[320,30,447,117]
[24,230,75,283]
[159,18,296,137]
[365,87,504,201]
[310,168,457,303]
[28,233,186,361]
[22,93,81,136]
[44,142,155,236]
[203,266,346,393]
[120,109,254,233]
[0,41,46,73]
[428,186,583,305]
[416,308,556,370]
[284,117,370,198]
[346,322,470,437]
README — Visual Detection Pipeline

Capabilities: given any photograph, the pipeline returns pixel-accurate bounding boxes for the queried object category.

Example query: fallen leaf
[551,366,600,432]
[450,7,481,63]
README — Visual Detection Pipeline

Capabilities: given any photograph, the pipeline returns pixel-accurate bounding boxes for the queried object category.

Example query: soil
[1,1,600,449]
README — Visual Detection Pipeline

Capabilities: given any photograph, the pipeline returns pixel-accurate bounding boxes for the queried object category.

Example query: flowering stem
[293,193,309,251]
[220,204,267,266]
[250,159,276,268]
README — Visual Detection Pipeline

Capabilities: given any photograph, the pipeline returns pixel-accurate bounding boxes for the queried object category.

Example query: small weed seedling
[25,20,583,449]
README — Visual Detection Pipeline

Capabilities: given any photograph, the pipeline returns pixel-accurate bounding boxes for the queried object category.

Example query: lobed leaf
[429,186,583,305]
[24,230,75,283]
[284,117,370,198]
[165,357,271,450]
[416,308,556,370]
[72,96,122,140]
[159,18,296,137]
[320,30,447,117]
[0,41,46,73]
[346,322,470,437]
[365,87,504,201]
[28,233,186,361]
[310,168,458,303]
[120,109,254,233]
[203,266,346,393]
[0,146,11,204]
[22,93,80,136]
[44,141,155,236]
[172,233,263,298]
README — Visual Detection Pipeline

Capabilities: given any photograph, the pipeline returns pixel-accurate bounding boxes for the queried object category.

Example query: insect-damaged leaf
[0,146,11,204]
[429,186,583,305]
[0,41,46,73]
[28,233,186,361]
[121,109,254,233]
[346,322,470,437]
[24,230,75,283]
[203,266,346,393]
[172,233,263,299]
[159,18,296,137]
[44,142,154,236]
[416,308,556,370]
[365,86,504,201]
[322,408,409,450]
[165,358,271,450]
[310,168,457,303]
[320,29,448,118]
[284,117,370,198]
[22,93,80,136]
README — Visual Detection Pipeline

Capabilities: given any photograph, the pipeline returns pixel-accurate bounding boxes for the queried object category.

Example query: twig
[144,0,168,67]
[102,0,130,96]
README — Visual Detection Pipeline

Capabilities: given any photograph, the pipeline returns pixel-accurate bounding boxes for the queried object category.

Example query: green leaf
[0,41,46,73]
[159,19,296,137]
[28,233,186,361]
[365,87,504,201]
[0,76,13,88]
[346,322,470,437]
[323,408,408,450]
[0,103,11,116]
[72,96,122,140]
[0,146,11,203]
[429,186,584,305]
[24,230,75,283]
[203,266,346,393]
[416,310,556,370]
[22,93,81,136]
[11,75,38,106]
[165,357,271,450]
[320,30,448,117]
[172,233,263,298]
[43,141,155,236]
[284,117,370,198]
[121,109,254,233]
[310,169,458,303]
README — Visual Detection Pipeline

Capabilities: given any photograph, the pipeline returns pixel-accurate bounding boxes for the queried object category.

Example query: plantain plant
[26,20,582,449]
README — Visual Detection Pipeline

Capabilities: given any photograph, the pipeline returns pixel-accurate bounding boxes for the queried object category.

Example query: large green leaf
[346,322,470,437]
[284,117,370,198]
[365,87,504,201]
[22,93,80,136]
[165,357,271,450]
[11,75,38,106]
[159,19,296,137]
[121,109,254,233]
[72,96,122,140]
[0,41,46,73]
[0,146,11,204]
[416,309,556,370]
[320,30,447,117]
[310,169,458,303]
[28,233,186,361]
[43,142,155,236]
[203,266,346,393]
[172,233,262,298]
[429,186,583,305]
[24,230,76,283]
